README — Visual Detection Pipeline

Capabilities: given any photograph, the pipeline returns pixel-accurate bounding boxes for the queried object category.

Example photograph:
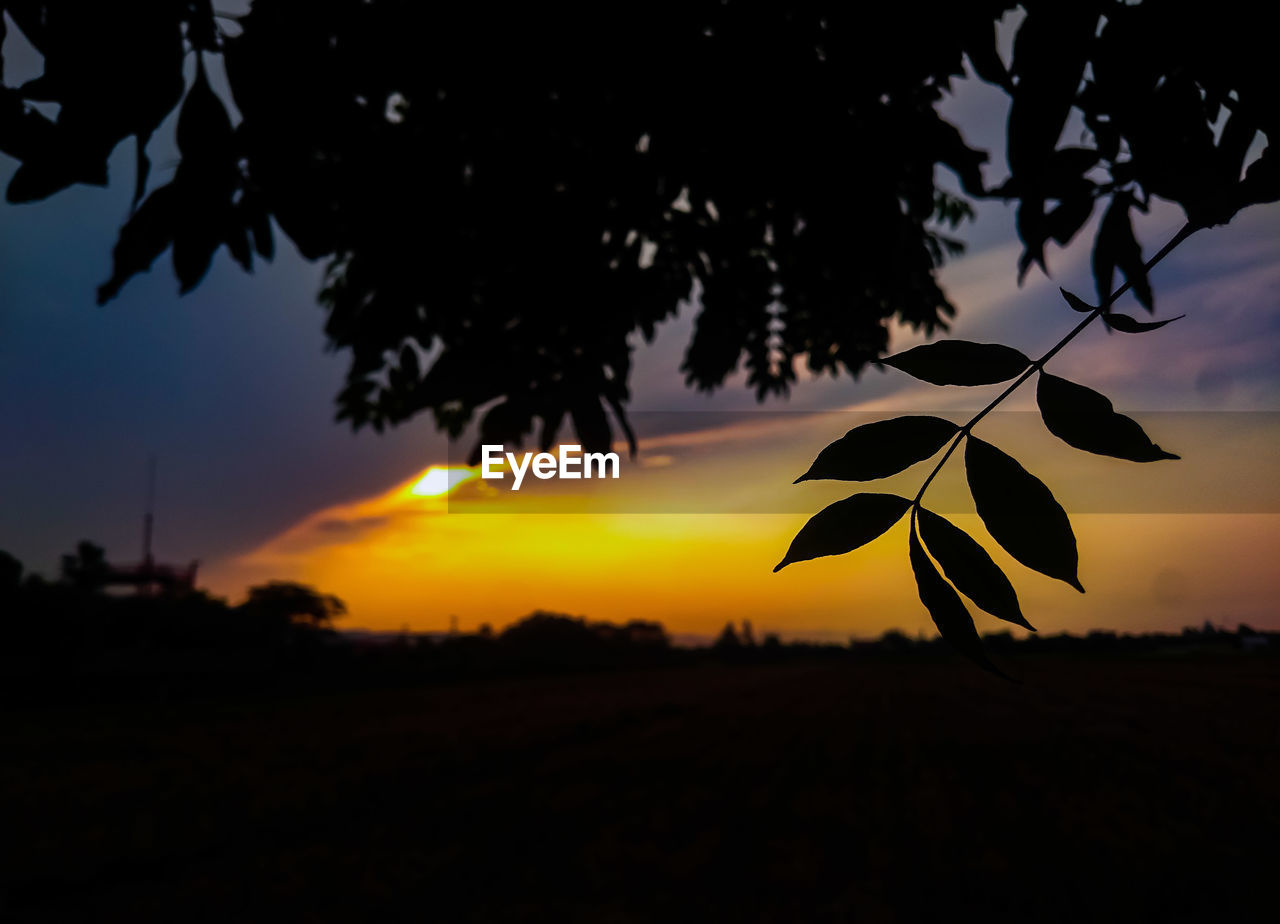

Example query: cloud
[313,516,391,536]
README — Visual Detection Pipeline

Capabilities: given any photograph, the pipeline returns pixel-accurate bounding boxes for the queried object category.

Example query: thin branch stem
[911,220,1199,507]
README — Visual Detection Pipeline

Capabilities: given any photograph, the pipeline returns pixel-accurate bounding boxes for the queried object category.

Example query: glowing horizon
[203,424,1280,641]
[196,204,1280,642]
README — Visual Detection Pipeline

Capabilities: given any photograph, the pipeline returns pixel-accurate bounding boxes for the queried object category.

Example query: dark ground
[4,653,1277,922]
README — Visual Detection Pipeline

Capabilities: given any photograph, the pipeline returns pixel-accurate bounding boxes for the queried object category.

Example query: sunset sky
[2,29,1278,641]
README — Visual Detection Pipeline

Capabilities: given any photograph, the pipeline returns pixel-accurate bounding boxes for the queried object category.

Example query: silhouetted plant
[3,3,1275,457]
[240,581,347,631]
[0,548,21,583]
[777,224,1205,675]
[713,622,742,650]
[499,611,598,648]
[59,540,109,590]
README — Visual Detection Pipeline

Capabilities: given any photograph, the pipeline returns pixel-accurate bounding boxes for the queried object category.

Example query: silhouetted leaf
[917,508,1033,631]
[225,221,252,271]
[252,213,275,260]
[965,437,1082,591]
[186,0,220,52]
[6,152,106,203]
[1059,287,1094,313]
[1036,373,1178,462]
[962,21,1012,92]
[909,519,1007,677]
[1014,200,1048,279]
[399,345,420,381]
[467,400,534,466]
[172,224,221,294]
[97,183,181,304]
[930,120,988,197]
[795,416,958,483]
[241,192,275,259]
[133,133,153,209]
[879,341,1030,386]
[1044,148,1102,191]
[774,494,910,572]
[1094,193,1152,310]
[1045,182,1095,247]
[1216,111,1257,194]
[537,409,565,453]
[0,90,55,165]
[1102,312,1184,334]
[177,61,232,158]
[603,392,638,458]
[1238,145,1280,209]
[1006,8,1093,179]
[570,397,613,456]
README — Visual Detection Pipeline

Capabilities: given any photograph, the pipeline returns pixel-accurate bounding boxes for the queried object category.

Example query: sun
[409,467,476,497]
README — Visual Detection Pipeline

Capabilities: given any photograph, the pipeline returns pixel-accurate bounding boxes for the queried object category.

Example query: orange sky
[201,204,1280,642]
[203,411,1280,641]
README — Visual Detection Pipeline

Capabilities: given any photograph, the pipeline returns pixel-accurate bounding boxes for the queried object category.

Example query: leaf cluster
[779,307,1182,674]
[996,1,1279,307]
[14,1,1271,457]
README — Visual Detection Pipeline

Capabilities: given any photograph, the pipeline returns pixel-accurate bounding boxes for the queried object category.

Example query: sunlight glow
[210,413,1280,641]
[410,467,475,497]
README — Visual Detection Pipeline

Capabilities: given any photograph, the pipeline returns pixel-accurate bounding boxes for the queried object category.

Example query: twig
[911,220,1199,507]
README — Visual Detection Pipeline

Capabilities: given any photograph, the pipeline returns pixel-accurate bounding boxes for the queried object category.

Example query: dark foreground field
[4,653,1277,922]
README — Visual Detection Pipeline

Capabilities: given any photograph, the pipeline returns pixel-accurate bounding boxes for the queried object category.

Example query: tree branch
[912,221,1199,507]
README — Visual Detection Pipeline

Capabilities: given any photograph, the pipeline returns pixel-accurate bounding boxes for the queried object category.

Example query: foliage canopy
[3,1,1274,459]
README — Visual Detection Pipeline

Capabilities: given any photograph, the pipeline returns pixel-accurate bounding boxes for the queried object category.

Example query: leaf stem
[911,221,1198,507]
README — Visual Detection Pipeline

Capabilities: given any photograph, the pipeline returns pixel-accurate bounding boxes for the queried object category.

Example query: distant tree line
[0,542,1272,705]
[2,542,345,654]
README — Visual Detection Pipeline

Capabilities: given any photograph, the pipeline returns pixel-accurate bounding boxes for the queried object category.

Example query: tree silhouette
[0,548,21,599]
[240,581,347,631]
[59,540,108,589]
[7,2,1272,458]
